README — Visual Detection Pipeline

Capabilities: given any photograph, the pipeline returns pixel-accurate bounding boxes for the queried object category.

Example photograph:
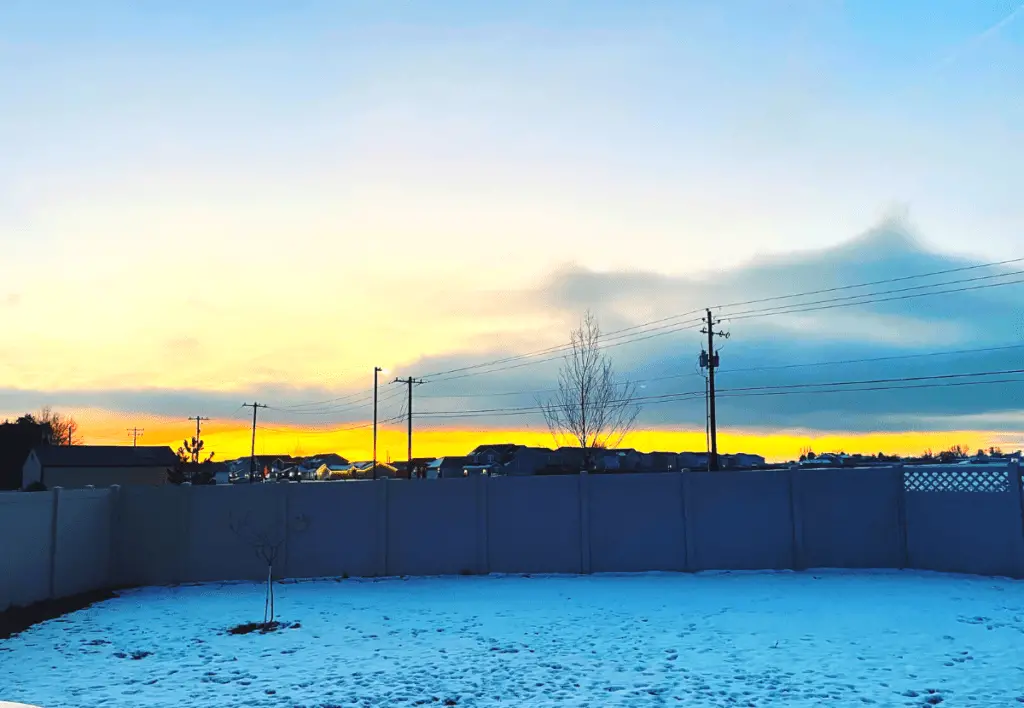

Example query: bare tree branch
[38,407,81,446]
[540,311,642,468]
[229,511,310,625]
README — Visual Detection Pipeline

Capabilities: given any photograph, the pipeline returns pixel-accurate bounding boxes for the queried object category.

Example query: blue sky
[0,1,1022,454]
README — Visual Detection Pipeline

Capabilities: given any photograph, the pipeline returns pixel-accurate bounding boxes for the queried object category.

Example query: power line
[274,388,376,411]
[407,377,1024,420]
[715,376,1024,400]
[415,269,1024,387]
[723,276,1024,324]
[264,388,404,417]
[720,342,1024,375]
[415,317,705,381]
[710,255,1024,313]
[256,413,406,436]
[422,319,706,385]
[408,367,1024,418]
[415,342,1024,401]
[720,267,1024,321]
[412,255,1024,383]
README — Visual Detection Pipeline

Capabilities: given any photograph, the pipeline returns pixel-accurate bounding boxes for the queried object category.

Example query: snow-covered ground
[1,571,1022,707]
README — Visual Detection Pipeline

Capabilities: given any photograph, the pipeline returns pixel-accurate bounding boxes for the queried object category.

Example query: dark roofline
[32,445,178,468]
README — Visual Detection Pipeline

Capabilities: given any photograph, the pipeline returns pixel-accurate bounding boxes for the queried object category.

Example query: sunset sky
[2,1,1023,462]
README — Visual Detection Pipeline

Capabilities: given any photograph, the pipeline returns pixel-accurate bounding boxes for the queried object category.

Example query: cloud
[3,218,1022,436]
[397,218,1024,433]
[935,1,1024,70]
[1,293,21,307]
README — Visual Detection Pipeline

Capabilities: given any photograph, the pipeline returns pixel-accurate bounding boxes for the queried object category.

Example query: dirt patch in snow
[0,589,119,640]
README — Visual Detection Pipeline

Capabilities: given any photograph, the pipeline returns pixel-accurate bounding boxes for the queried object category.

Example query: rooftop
[34,445,178,468]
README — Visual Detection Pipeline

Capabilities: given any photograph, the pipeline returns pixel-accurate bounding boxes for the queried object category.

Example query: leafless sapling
[539,310,642,470]
[228,510,310,629]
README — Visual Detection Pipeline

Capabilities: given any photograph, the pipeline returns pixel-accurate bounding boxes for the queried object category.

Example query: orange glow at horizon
[67,409,1017,463]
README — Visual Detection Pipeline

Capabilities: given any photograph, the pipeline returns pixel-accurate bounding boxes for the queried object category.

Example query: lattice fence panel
[904,467,1011,493]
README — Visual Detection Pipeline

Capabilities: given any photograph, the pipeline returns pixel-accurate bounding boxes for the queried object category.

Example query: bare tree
[539,311,641,469]
[229,511,310,630]
[38,407,81,446]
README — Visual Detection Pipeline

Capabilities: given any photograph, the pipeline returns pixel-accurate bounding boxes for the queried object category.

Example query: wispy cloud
[935,1,1024,70]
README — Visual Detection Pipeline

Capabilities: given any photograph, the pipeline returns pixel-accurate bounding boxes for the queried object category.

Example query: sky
[1,1,1022,462]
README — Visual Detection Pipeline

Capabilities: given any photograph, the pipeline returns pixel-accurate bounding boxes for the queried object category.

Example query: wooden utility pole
[394,377,424,478]
[700,309,729,471]
[373,367,384,480]
[242,403,268,482]
[188,416,210,463]
[126,427,144,447]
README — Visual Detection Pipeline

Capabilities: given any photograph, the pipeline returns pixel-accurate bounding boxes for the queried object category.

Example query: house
[426,456,470,479]
[501,447,554,476]
[306,453,349,468]
[678,452,709,470]
[175,460,228,485]
[320,461,401,480]
[22,445,178,489]
[644,452,679,472]
[225,455,299,480]
[592,448,643,472]
[724,453,766,469]
[391,458,435,479]
[360,462,399,479]
[211,462,230,485]
[462,464,496,477]
[316,462,354,480]
[468,444,521,465]
[553,447,588,470]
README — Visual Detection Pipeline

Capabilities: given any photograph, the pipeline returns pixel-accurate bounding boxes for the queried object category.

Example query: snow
[1,571,1023,707]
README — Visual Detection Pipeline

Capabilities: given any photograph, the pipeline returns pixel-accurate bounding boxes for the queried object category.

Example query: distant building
[390,458,436,479]
[643,452,679,472]
[22,445,178,489]
[426,456,471,479]
[468,444,521,466]
[501,447,555,476]
[723,453,767,469]
[307,453,349,468]
[317,461,399,480]
[678,451,710,470]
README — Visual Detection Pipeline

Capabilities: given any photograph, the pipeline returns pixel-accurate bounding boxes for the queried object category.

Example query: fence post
[579,471,591,574]
[281,483,291,580]
[48,487,62,600]
[682,472,695,572]
[895,464,908,570]
[376,478,389,577]
[178,482,193,584]
[788,467,804,571]
[476,474,489,575]
[108,485,121,589]
[1010,459,1024,578]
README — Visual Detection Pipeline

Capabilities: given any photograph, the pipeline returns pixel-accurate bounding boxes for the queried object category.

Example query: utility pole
[188,416,210,463]
[700,309,729,471]
[394,377,424,478]
[373,367,384,480]
[242,403,268,482]
[126,427,144,448]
